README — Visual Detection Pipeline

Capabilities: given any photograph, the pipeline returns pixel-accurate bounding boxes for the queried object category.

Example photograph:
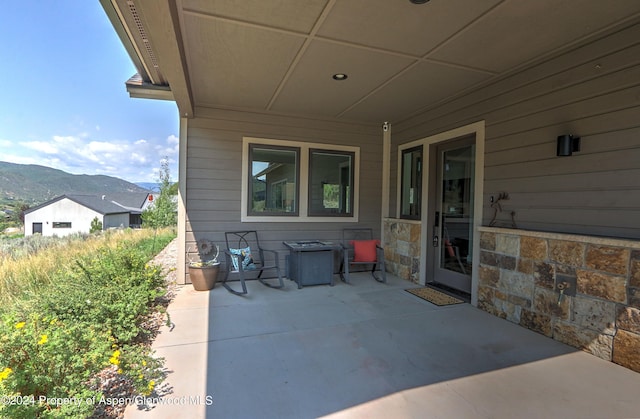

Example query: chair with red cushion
[340,228,386,284]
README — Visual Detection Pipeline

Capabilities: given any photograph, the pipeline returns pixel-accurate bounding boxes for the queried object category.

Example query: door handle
[433,234,439,247]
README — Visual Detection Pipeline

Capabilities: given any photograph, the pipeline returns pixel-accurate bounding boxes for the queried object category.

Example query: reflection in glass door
[433,142,475,293]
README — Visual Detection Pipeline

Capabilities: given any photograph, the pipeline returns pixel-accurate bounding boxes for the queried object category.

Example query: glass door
[432,141,475,293]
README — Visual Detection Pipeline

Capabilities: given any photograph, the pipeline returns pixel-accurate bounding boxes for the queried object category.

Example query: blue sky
[0,2,179,183]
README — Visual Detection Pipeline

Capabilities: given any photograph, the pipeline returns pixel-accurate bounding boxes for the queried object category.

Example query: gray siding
[392,22,640,239]
[185,108,382,264]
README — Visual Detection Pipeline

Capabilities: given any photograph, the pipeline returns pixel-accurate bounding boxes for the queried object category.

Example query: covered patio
[126,273,640,418]
[103,0,640,407]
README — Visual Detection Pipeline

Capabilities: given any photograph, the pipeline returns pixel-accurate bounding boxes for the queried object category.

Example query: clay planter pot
[188,263,220,291]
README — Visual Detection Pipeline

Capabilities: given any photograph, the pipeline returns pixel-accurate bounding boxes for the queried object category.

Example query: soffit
[182,0,329,33]
[429,0,640,72]
[183,13,306,109]
[114,0,640,124]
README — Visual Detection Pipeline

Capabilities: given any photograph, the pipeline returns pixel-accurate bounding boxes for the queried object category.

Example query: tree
[18,203,29,224]
[142,158,178,228]
[90,216,103,234]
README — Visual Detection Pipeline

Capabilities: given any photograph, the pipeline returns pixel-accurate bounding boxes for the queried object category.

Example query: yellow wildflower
[15,322,25,329]
[109,350,121,366]
[0,367,12,382]
[118,368,123,374]
[37,335,48,345]
[142,360,147,367]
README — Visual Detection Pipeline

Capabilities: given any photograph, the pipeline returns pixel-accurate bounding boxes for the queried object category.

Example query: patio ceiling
[103,0,640,124]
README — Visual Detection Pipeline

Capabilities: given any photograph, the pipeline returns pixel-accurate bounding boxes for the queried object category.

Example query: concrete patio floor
[126,273,640,419]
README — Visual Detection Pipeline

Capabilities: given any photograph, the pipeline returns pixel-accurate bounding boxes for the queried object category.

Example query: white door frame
[396,121,485,306]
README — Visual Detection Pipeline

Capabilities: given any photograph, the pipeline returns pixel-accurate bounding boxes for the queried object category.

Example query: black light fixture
[556,135,581,157]
[410,0,430,3]
[332,73,348,81]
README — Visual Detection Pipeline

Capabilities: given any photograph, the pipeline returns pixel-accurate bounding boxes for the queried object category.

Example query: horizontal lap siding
[392,21,640,239]
[185,109,381,253]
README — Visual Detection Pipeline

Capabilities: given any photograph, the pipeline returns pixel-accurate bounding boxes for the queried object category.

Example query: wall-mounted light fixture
[556,135,581,157]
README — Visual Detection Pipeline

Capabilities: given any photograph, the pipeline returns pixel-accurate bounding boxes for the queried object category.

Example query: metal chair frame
[222,231,284,295]
[340,228,386,284]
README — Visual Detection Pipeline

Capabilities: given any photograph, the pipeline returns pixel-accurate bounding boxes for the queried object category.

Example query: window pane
[249,145,298,215]
[401,146,422,219]
[52,222,72,228]
[309,150,354,216]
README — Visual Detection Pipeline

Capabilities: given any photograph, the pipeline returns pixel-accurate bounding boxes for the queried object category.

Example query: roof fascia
[126,75,174,101]
[132,0,194,117]
[99,0,152,82]
[23,195,67,214]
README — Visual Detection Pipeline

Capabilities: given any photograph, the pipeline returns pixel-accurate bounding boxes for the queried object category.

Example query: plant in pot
[187,239,220,291]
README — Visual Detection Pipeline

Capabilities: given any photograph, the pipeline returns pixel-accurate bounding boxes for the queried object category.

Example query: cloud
[21,141,59,154]
[8,132,178,182]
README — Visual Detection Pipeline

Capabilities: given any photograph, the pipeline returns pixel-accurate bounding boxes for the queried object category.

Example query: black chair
[340,228,386,284]
[222,231,284,295]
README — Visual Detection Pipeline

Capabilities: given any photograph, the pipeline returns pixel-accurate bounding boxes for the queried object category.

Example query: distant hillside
[0,161,149,205]
[135,182,160,192]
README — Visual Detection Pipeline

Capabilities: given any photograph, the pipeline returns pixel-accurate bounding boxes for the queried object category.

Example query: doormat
[405,286,464,306]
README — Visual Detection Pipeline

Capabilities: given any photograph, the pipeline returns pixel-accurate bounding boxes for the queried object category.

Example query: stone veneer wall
[383,219,421,283]
[478,226,640,373]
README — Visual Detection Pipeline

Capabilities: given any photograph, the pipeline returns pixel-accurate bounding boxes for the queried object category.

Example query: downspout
[381,122,391,244]
[177,117,188,285]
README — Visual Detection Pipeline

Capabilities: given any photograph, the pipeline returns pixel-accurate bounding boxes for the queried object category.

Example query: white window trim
[242,137,359,222]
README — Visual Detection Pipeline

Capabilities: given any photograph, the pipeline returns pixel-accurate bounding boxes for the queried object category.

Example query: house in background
[104,192,156,227]
[101,1,640,372]
[24,193,152,236]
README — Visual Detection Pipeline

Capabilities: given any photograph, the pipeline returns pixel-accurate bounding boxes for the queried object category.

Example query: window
[52,222,72,228]
[248,144,299,216]
[401,146,422,219]
[242,138,359,222]
[308,149,354,216]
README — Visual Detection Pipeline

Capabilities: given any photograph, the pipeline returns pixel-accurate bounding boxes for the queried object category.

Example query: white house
[24,193,152,236]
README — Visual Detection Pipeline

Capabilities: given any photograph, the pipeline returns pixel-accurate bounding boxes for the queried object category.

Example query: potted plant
[187,239,220,291]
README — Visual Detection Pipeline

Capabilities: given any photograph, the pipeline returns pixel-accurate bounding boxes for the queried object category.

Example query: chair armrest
[259,248,278,257]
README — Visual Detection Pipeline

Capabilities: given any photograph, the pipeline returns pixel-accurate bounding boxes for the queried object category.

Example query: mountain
[0,161,149,205]
[135,182,160,192]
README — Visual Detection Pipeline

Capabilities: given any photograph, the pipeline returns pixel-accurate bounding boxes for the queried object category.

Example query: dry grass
[0,229,171,307]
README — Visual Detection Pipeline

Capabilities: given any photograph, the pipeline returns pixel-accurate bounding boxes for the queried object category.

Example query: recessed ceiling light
[410,0,429,3]
[332,73,348,81]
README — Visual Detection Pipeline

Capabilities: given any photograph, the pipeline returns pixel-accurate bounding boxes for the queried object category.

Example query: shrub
[90,217,102,234]
[0,228,175,417]
[0,312,110,418]
[37,246,165,345]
